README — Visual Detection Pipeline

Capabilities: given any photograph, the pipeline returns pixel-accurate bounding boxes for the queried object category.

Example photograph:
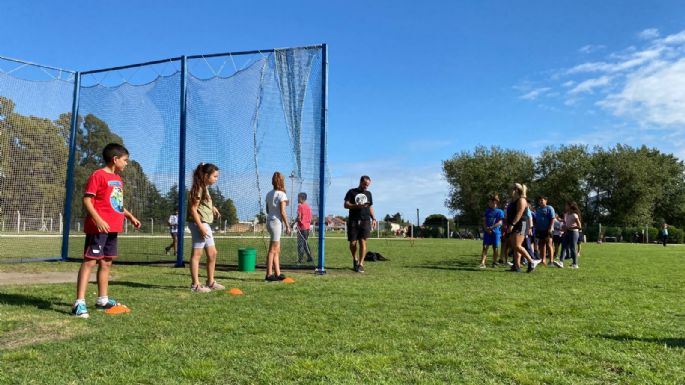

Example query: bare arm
[189,198,208,238]
[123,208,141,228]
[511,198,526,225]
[83,196,109,233]
[279,200,290,233]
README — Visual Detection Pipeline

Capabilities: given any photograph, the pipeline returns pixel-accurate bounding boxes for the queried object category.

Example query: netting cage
[0,45,329,271]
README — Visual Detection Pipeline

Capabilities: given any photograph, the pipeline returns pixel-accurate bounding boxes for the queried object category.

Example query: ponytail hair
[190,163,219,203]
[513,183,527,199]
[272,171,286,192]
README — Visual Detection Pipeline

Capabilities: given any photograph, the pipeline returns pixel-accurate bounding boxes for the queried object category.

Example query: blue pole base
[315,268,326,275]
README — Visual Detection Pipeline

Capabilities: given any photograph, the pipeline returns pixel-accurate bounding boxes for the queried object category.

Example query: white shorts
[267,217,283,242]
[188,222,215,249]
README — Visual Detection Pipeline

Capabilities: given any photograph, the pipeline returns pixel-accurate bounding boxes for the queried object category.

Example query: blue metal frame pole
[316,44,328,275]
[60,72,81,261]
[176,56,188,267]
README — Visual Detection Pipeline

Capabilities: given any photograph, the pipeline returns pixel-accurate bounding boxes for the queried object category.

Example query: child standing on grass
[265,172,291,281]
[479,194,505,268]
[187,163,224,293]
[556,202,582,269]
[296,192,313,263]
[72,143,141,319]
[505,183,540,273]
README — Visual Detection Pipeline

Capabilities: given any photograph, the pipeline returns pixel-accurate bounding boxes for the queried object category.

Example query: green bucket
[238,247,257,272]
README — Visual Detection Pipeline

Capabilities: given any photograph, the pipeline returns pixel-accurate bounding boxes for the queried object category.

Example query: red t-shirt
[84,169,125,234]
[297,202,312,231]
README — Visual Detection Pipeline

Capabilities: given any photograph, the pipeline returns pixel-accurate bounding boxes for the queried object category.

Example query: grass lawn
[0,239,683,384]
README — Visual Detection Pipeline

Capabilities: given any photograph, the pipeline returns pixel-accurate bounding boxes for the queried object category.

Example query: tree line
[442,145,685,229]
[0,96,238,230]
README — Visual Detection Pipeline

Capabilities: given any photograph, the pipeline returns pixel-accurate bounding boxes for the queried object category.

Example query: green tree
[0,97,70,226]
[588,145,658,226]
[442,145,534,225]
[533,144,592,221]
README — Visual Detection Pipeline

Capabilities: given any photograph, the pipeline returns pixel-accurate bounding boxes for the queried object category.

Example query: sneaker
[530,259,541,269]
[506,262,513,267]
[553,261,564,268]
[206,281,225,290]
[352,259,358,271]
[479,263,486,269]
[527,263,535,273]
[275,274,286,281]
[509,267,522,273]
[191,284,211,293]
[265,275,280,282]
[571,264,579,269]
[96,298,125,310]
[72,302,89,318]
[357,265,365,273]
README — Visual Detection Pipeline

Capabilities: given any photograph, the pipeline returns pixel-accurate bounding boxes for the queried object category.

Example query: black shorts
[553,234,562,244]
[535,229,551,240]
[347,219,371,241]
[84,233,118,259]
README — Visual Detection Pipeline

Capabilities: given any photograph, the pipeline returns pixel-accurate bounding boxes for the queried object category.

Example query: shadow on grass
[599,334,685,348]
[108,281,181,289]
[411,256,484,272]
[0,292,71,315]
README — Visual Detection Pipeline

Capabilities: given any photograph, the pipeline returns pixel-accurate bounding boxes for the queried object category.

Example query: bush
[668,227,684,244]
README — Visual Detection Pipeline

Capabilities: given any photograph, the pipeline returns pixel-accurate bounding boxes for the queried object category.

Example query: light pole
[289,171,296,224]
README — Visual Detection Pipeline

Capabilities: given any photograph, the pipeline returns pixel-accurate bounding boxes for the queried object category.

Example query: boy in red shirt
[296,192,313,263]
[72,143,141,318]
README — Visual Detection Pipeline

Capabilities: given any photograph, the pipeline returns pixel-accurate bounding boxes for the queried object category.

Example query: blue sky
[2,0,685,223]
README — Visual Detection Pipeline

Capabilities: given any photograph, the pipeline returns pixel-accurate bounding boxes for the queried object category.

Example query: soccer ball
[355,194,368,205]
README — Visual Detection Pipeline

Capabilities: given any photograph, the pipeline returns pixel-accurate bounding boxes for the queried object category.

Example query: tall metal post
[316,44,328,275]
[60,72,81,261]
[176,56,188,267]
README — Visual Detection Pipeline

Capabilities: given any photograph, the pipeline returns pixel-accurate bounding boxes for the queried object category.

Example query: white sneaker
[206,281,225,290]
[191,284,211,293]
[571,264,579,269]
[479,263,486,269]
[506,262,514,267]
[553,261,564,268]
[530,259,541,269]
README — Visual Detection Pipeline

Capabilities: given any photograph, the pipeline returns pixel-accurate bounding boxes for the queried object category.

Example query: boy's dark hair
[537,195,547,201]
[359,175,371,184]
[298,192,307,201]
[489,193,499,202]
[102,143,129,163]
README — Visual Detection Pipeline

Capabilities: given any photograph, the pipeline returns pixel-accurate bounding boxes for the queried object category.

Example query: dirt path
[0,271,96,285]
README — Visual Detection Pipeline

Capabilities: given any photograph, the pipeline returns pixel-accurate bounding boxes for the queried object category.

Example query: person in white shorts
[265,171,291,282]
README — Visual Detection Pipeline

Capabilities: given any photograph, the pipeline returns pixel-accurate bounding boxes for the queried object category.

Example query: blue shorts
[84,233,118,259]
[483,231,501,248]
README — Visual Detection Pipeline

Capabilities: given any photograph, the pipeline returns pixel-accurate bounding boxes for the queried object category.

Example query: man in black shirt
[344,175,377,273]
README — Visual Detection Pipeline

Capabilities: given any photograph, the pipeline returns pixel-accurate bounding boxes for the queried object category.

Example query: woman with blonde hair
[264,172,291,281]
[505,183,540,273]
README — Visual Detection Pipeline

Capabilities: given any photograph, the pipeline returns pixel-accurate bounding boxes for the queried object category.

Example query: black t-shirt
[344,188,373,221]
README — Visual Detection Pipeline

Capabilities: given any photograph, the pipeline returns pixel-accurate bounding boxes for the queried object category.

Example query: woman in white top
[558,201,582,269]
[265,172,291,281]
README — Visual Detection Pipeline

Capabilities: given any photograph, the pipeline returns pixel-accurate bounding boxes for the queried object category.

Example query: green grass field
[0,239,683,384]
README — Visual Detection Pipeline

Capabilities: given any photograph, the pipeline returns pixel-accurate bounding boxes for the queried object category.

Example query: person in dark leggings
[660,223,669,247]
[556,202,582,269]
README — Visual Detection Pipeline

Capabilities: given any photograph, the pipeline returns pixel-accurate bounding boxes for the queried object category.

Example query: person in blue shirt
[534,195,556,266]
[479,194,505,268]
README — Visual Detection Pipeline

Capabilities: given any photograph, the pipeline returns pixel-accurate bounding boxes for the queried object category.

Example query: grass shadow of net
[108,281,180,290]
[0,292,71,315]
[412,256,483,272]
[598,334,685,349]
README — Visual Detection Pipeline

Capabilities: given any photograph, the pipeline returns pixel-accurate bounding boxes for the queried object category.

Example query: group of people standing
[479,183,583,273]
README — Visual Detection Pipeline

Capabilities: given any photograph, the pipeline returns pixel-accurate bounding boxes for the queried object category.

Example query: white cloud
[568,76,611,95]
[578,44,606,54]
[519,87,551,100]
[638,28,660,40]
[598,57,685,126]
[522,28,685,128]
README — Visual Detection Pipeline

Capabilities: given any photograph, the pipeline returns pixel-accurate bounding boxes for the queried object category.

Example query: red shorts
[83,233,118,259]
